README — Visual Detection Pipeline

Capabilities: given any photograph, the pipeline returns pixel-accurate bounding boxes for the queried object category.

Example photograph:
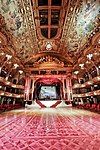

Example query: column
[69,78,72,101]
[66,78,72,102]
[63,78,65,100]
[31,79,34,100]
[24,77,31,101]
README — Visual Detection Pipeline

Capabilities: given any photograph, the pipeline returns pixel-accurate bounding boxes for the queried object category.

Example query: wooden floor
[0,107,100,150]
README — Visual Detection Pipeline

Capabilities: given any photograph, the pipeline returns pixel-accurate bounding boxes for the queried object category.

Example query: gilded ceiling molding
[0,32,7,46]
[24,51,73,66]
[83,33,100,56]
[83,46,93,56]
[91,32,100,45]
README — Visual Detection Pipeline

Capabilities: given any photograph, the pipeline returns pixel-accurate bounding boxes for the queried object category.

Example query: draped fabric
[35,78,62,85]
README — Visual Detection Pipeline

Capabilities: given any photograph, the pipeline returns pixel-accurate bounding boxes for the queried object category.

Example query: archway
[33,77,63,107]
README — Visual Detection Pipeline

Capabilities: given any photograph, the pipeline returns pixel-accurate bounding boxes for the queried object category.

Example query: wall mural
[0,0,25,36]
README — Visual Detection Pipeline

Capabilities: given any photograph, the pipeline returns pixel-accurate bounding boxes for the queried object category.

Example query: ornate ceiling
[0,0,100,79]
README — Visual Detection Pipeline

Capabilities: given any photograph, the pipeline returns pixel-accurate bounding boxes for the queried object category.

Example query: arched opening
[34,77,63,101]
[32,77,63,107]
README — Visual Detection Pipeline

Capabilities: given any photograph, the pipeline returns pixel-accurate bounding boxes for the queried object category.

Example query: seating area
[73,103,100,113]
[0,104,22,113]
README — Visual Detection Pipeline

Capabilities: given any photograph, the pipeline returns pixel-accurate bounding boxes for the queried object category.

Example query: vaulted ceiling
[0,0,100,79]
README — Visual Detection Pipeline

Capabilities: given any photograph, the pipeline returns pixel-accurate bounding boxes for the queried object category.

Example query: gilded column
[31,79,34,100]
[66,78,72,101]
[63,78,65,99]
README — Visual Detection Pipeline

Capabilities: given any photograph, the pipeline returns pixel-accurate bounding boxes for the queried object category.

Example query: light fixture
[27,7,29,10]
[94,52,98,55]
[16,95,20,98]
[0,52,4,55]
[5,76,8,80]
[6,81,10,85]
[94,92,97,95]
[70,7,73,11]
[7,61,11,64]
[94,85,98,87]
[87,53,93,60]
[4,71,7,74]
[12,85,16,88]
[79,64,84,68]
[46,42,52,50]
[8,94,12,96]
[86,60,91,64]
[74,71,79,74]
[87,81,92,85]
[1,92,4,95]
[19,70,23,74]
[0,67,2,73]
[14,64,19,69]
[6,54,12,60]
[97,77,100,80]
[81,85,85,87]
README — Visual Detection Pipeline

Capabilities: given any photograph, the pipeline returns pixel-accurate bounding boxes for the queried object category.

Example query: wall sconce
[87,53,93,60]
[6,54,12,60]
[74,71,79,74]
[19,70,23,74]
[79,63,84,69]
[14,64,19,69]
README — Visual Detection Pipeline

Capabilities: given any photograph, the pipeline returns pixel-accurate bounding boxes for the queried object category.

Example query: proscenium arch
[33,77,63,100]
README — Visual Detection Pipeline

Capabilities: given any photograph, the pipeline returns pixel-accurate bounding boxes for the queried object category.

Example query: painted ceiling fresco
[0,0,39,60]
[0,0,25,36]
[62,0,100,53]
[76,0,99,39]
[0,0,99,64]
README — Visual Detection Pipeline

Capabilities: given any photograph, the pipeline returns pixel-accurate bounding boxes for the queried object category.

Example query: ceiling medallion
[46,42,52,50]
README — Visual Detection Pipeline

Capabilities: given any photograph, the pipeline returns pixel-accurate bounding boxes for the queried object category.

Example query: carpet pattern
[0,108,100,150]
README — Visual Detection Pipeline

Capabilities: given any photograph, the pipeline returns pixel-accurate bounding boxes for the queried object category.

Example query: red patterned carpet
[0,107,100,150]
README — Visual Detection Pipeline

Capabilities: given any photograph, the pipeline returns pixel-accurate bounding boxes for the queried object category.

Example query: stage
[0,106,100,150]
[25,100,68,108]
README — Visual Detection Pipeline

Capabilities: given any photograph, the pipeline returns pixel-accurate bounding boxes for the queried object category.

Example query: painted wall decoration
[0,0,25,36]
